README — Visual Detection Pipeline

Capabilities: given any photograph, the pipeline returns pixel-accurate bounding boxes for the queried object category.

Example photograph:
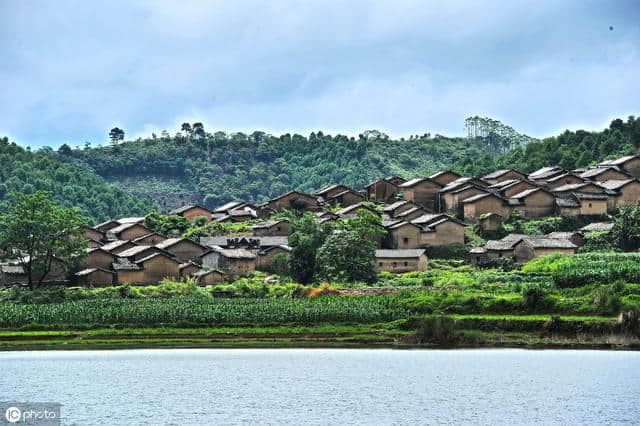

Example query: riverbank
[2,317,638,351]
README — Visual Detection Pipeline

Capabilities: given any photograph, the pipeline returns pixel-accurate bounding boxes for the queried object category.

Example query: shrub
[413,315,458,344]
[424,244,469,260]
[522,284,551,311]
[269,253,291,276]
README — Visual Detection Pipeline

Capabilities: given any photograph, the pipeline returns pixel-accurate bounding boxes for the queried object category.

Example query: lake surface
[1,349,639,425]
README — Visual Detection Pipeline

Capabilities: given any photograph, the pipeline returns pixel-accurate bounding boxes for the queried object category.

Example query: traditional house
[546,231,585,247]
[429,170,462,187]
[395,206,428,222]
[266,191,320,212]
[335,202,379,219]
[555,196,582,217]
[492,179,540,198]
[512,237,576,262]
[0,264,28,284]
[113,259,145,284]
[314,184,352,200]
[470,240,516,265]
[155,238,207,262]
[383,221,422,249]
[106,223,154,241]
[482,169,527,185]
[574,193,609,215]
[597,179,640,209]
[382,200,421,218]
[440,185,489,215]
[462,193,511,222]
[169,205,214,222]
[399,177,442,211]
[192,269,229,286]
[580,222,614,233]
[117,217,145,225]
[179,261,201,278]
[214,200,254,214]
[201,236,289,252]
[326,189,364,207]
[83,227,105,244]
[85,247,117,269]
[551,182,606,199]
[75,268,115,287]
[509,187,556,218]
[93,219,121,234]
[599,155,640,178]
[132,232,167,245]
[136,253,181,284]
[374,249,427,273]
[200,247,256,276]
[528,167,566,183]
[214,208,258,222]
[252,219,291,236]
[363,177,404,202]
[580,167,631,182]
[100,240,137,255]
[418,216,466,247]
[116,245,170,262]
[478,212,503,231]
[544,173,586,189]
[257,245,291,269]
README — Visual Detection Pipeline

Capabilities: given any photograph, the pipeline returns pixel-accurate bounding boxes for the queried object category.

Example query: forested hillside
[67,119,532,210]
[0,137,154,222]
[456,116,640,176]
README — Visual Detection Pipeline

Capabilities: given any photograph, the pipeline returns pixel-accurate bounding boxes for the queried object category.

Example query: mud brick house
[155,238,207,262]
[83,227,105,244]
[363,177,405,202]
[116,245,169,262]
[201,236,289,252]
[482,169,527,185]
[0,265,28,284]
[598,179,640,209]
[599,155,640,178]
[132,232,167,245]
[179,261,201,278]
[555,196,583,216]
[470,240,516,264]
[414,215,466,246]
[135,253,181,284]
[93,219,122,234]
[113,259,145,284]
[528,167,567,183]
[266,191,321,212]
[315,184,353,200]
[382,200,421,218]
[512,237,576,262]
[75,268,115,287]
[574,193,609,215]
[375,249,427,273]
[200,247,256,276]
[214,208,257,222]
[192,269,228,286]
[100,240,137,254]
[580,167,632,182]
[85,247,117,269]
[478,212,503,231]
[440,184,489,215]
[546,231,585,247]
[383,221,422,249]
[399,177,443,211]
[257,245,291,269]
[551,182,607,199]
[429,170,462,186]
[106,222,154,241]
[462,192,511,222]
[509,187,556,218]
[326,189,364,207]
[544,173,586,189]
[169,204,214,222]
[580,222,614,233]
[395,206,428,222]
[335,202,380,219]
[252,219,291,237]
[490,179,540,198]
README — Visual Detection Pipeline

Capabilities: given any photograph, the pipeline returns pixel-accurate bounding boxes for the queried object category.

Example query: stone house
[169,204,214,222]
[580,167,632,182]
[399,177,443,211]
[200,247,256,276]
[429,170,462,186]
[462,193,511,222]
[75,268,115,287]
[598,179,640,209]
[266,191,321,212]
[482,169,527,185]
[132,232,168,245]
[257,245,291,269]
[155,238,207,262]
[363,177,404,202]
[599,155,640,178]
[252,219,291,236]
[375,249,427,273]
[384,221,422,249]
[509,188,556,218]
[192,269,229,286]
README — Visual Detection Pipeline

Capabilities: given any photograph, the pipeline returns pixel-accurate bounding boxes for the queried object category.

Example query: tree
[108,127,125,144]
[192,122,205,139]
[181,123,192,136]
[58,143,72,156]
[0,191,88,289]
[316,210,385,283]
[611,205,640,251]
[288,213,331,283]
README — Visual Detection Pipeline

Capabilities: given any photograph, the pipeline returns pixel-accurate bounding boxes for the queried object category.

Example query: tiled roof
[580,222,614,232]
[375,249,425,258]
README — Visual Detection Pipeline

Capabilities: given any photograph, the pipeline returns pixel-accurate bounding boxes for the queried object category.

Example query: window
[588,203,592,208]
[404,261,408,266]
[403,237,409,245]
[392,262,397,268]
[276,226,280,231]
[476,256,481,262]
[498,253,503,258]
[378,262,383,267]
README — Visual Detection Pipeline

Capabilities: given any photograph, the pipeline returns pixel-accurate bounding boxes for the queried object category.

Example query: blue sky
[1,0,639,147]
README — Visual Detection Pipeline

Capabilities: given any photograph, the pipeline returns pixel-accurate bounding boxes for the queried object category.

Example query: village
[1,154,639,287]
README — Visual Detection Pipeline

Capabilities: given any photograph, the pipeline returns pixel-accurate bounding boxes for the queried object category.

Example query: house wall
[269,193,320,211]
[435,221,465,246]
[589,169,631,181]
[224,258,256,276]
[485,170,525,185]
[579,199,608,215]
[82,270,115,287]
[180,264,200,278]
[116,270,145,285]
[545,175,584,189]
[165,241,205,262]
[616,182,640,207]
[86,251,115,269]
[442,187,486,214]
[140,256,180,284]
[84,228,104,242]
[532,247,576,259]
[557,206,580,216]
[366,180,399,202]
[119,225,153,241]
[386,225,421,249]
[257,247,290,268]
[501,181,538,198]
[522,191,555,218]
[402,180,441,211]
[431,172,460,186]
[375,254,427,273]
[135,234,167,245]
[513,243,535,262]
[196,271,228,286]
[621,158,640,177]
[463,197,510,222]
[253,222,291,237]
[181,207,212,222]
[479,216,502,231]
[333,191,364,207]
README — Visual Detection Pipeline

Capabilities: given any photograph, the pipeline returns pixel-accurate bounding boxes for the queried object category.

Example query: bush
[424,244,469,260]
[413,315,458,344]
[269,253,291,276]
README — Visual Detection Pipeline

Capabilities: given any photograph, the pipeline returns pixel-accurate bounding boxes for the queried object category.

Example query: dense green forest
[0,137,154,222]
[1,116,637,223]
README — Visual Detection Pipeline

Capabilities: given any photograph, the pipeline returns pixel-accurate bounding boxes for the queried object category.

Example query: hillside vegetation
[0,137,154,222]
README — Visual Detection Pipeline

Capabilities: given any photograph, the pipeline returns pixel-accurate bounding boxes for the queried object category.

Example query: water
[1,349,638,425]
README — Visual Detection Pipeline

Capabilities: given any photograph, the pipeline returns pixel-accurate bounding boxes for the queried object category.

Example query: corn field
[0,296,409,327]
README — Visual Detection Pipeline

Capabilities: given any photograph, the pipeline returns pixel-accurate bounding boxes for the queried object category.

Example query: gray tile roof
[580,222,614,232]
[375,249,425,258]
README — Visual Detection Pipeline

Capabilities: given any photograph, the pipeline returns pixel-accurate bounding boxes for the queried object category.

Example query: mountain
[0,137,155,223]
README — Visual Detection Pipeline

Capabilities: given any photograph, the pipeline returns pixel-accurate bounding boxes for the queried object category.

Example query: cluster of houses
[1,155,638,287]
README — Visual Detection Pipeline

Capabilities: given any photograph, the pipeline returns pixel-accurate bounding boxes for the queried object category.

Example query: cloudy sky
[1,0,638,147]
